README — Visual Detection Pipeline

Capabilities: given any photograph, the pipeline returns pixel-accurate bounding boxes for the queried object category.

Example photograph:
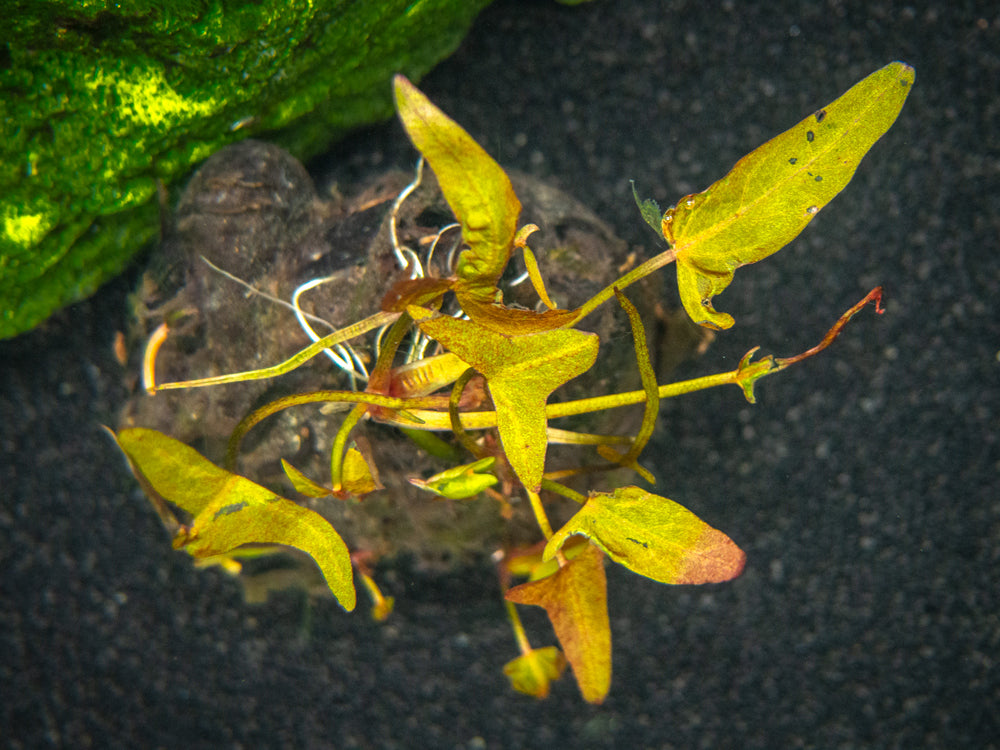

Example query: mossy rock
[0,0,493,339]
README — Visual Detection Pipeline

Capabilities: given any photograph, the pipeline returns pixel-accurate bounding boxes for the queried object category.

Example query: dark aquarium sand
[2,1,997,747]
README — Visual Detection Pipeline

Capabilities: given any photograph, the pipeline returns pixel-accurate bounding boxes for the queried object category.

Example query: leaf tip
[691,305,735,332]
[541,531,565,564]
[677,527,747,584]
[888,60,915,85]
[392,73,413,97]
[392,74,424,119]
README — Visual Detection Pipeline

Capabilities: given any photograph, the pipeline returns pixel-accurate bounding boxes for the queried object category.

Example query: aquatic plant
[113,62,913,702]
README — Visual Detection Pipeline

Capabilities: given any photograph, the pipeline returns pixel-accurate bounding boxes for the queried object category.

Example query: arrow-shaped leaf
[544,486,746,585]
[664,61,914,329]
[505,544,611,704]
[115,428,356,611]
[408,306,598,492]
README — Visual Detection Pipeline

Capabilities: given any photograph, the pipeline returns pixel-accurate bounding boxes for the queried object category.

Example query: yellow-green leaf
[115,428,356,611]
[408,305,599,492]
[597,288,658,482]
[664,62,914,329]
[544,486,746,585]
[393,75,520,302]
[282,459,332,498]
[502,646,567,699]
[408,457,499,499]
[282,448,379,499]
[505,544,611,704]
[515,223,559,311]
[341,446,381,497]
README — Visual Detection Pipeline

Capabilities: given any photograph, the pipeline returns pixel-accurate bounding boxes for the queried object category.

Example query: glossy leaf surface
[409,305,598,492]
[115,428,356,611]
[394,75,520,302]
[544,486,746,585]
[506,544,611,704]
[664,61,914,329]
[408,457,499,499]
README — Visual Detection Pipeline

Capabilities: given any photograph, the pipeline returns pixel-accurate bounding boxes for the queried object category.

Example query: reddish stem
[777,286,884,367]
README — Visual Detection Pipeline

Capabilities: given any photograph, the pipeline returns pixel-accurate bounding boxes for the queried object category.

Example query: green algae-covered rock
[0,0,493,339]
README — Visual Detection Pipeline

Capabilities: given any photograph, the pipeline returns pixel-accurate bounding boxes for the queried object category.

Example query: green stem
[330,403,368,491]
[449,368,483,457]
[525,489,555,540]
[570,248,676,325]
[612,287,659,466]
[246,289,880,450]
[505,600,533,655]
[390,367,746,433]
[225,389,454,469]
[546,368,743,420]
[367,312,413,390]
[154,311,400,391]
[540,478,587,505]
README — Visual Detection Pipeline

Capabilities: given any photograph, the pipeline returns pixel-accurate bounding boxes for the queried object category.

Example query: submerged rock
[120,139,710,577]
